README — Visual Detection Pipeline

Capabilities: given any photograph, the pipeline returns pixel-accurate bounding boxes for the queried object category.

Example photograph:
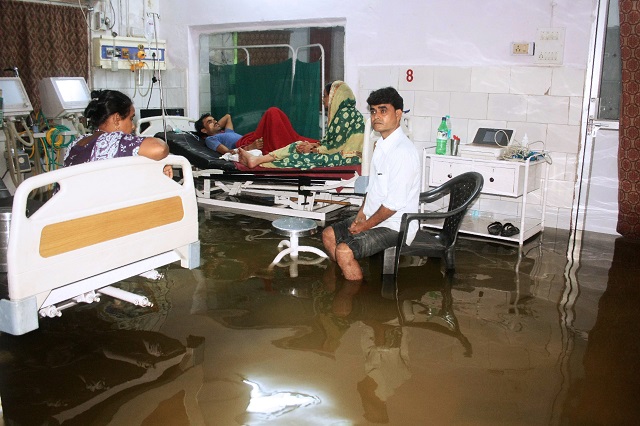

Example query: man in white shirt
[322,87,421,281]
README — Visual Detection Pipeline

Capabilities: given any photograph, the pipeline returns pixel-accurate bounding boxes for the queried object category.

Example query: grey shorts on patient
[330,215,398,259]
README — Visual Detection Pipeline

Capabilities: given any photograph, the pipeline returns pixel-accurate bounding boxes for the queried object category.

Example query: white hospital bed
[137,115,375,221]
[0,154,200,335]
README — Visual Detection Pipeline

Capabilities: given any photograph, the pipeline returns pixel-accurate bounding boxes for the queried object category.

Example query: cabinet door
[474,164,519,196]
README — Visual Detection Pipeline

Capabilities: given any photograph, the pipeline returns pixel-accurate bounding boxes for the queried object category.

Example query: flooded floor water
[1,206,639,425]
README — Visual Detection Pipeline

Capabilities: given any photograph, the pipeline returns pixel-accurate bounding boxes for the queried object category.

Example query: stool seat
[269,217,327,277]
[272,217,318,238]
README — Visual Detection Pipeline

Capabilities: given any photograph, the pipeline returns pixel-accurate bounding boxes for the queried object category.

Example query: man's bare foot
[237,148,259,168]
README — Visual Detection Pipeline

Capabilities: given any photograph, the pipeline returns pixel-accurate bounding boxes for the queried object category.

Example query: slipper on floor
[487,221,503,235]
[500,222,520,237]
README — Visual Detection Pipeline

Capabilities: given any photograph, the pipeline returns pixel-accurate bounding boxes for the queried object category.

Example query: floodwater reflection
[0,207,638,425]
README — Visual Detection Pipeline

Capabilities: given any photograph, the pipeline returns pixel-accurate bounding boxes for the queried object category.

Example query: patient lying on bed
[237,81,364,170]
[195,107,317,156]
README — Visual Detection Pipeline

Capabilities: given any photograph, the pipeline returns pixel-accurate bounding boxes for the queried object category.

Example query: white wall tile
[510,67,552,95]
[564,152,578,181]
[399,90,415,114]
[526,95,570,125]
[358,66,400,90]
[569,96,584,125]
[548,152,569,180]
[410,116,433,142]
[551,67,586,97]
[356,89,370,114]
[450,92,488,119]
[398,66,434,91]
[505,121,547,147]
[161,69,186,88]
[471,67,511,93]
[447,117,469,144]
[546,178,575,209]
[413,140,432,154]
[487,94,528,122]
[199,73,211,95]
[555,207,573,229]
[414,91,450,117]
[434,67,471,92]
[105,70,133,89]
[546,124,581,153]
[199,92,211,112]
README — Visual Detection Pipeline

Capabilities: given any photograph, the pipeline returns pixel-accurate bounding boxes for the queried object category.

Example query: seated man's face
[201,116,222,136]
[369,103,401,137]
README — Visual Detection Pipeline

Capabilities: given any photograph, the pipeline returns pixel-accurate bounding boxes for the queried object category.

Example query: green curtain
[209,58,321,138]
[291,59,321,139]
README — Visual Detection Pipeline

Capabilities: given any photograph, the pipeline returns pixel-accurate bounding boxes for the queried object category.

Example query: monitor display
[38,77,91,118]
[0,77,34,117]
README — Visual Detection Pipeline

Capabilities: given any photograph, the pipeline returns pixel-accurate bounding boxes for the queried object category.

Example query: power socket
[511,42,535,56]
[535,27,565,65]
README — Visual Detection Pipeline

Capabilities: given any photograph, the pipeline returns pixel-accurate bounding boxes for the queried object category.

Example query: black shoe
[487,221,503,235]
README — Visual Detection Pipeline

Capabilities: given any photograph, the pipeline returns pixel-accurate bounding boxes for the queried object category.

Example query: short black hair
[366,87,403,111]
[195,113,212,135]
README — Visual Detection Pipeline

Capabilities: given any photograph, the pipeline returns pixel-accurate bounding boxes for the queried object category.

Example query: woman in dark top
[64,90,172,177]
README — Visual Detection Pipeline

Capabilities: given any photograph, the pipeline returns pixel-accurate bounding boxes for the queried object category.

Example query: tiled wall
[357,65,586,231]
[91,67,187,115]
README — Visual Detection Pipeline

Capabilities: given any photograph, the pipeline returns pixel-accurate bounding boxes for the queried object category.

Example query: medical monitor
[0,77,34,117]
[38,77,91,119]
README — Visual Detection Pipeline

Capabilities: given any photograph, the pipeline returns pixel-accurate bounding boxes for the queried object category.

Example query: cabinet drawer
[429,156,539,197]
[429,158,470,186]
[474,164,518,195]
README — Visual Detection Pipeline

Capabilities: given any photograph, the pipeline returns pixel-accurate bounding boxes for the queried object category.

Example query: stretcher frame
[0,154,200,335]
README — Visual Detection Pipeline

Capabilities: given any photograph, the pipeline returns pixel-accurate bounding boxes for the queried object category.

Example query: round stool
[269,217,328,277]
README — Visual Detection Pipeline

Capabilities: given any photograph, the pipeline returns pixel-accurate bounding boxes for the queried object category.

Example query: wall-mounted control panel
[92,36,167,71]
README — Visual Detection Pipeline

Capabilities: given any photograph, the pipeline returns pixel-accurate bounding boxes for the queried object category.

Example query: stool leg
[270,248,294,268]
[297,246,328,258]
[290,235,299,260]
[277,239,290,250]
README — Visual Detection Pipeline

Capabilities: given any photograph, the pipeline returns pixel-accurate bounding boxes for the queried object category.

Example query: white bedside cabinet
[423,151,549,246]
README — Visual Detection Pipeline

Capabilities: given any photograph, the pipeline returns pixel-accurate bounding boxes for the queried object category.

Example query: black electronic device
[472,128,514,147]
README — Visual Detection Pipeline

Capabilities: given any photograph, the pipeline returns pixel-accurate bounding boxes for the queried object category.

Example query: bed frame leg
[0,296,39,335]
[178,241,201,270]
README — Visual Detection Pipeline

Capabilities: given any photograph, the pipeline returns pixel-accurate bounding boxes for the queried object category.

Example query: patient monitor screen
[39,77,91,118]
[0,77,33,117]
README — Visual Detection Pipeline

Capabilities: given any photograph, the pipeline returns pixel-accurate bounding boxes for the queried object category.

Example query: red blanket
[235,107,319,154]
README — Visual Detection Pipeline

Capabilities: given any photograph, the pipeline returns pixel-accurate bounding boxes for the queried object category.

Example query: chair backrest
[425,171,483,245]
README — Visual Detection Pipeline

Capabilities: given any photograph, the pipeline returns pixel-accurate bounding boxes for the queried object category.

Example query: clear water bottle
[446,115,452,140]
[436,116,448,155]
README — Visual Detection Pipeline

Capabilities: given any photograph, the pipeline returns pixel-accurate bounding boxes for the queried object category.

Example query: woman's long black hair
[84,90,133,129]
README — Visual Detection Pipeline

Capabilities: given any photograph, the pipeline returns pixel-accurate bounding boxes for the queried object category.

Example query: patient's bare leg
[237,148,275,168]
[244,137,264,151]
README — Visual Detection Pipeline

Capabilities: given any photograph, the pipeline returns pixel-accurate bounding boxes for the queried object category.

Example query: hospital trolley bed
[0,154,200,335]
[137,115,374,221]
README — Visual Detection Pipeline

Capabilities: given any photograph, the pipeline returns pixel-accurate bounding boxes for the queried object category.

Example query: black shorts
[330,215,398,259]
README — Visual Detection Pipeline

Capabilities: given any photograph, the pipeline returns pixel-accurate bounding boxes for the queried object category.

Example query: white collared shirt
[364,126,421,244]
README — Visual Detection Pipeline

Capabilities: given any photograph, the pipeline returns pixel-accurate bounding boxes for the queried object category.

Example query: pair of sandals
[487,221,519,237]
